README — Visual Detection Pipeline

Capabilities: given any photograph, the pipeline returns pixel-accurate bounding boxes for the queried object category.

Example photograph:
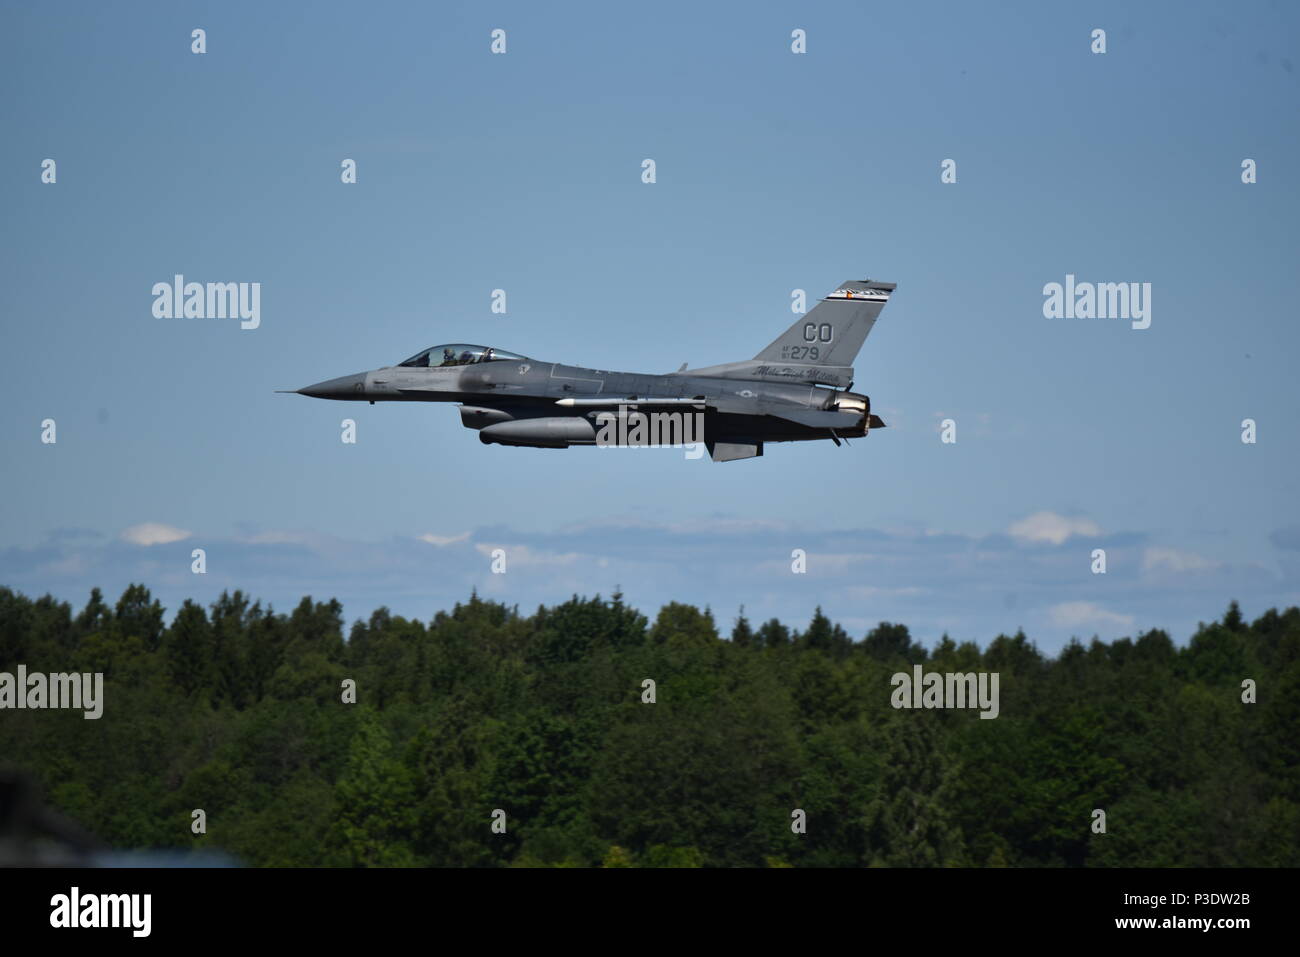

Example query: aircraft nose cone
[298,372,367,399]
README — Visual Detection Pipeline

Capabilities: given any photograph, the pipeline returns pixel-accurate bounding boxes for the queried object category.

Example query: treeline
[1,584,1297,867]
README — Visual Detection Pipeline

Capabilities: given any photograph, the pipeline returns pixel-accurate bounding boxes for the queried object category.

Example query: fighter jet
[287,278,894,462]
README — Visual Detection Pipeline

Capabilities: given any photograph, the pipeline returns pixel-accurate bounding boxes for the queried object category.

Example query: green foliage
[0,587,1293,867]
[328,709,418,867]
[864,714,966,866]
[601,844,635,867]
[641,844,705,867]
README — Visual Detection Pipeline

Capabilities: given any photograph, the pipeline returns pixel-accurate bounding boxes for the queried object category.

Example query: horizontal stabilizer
[767,408,863,429]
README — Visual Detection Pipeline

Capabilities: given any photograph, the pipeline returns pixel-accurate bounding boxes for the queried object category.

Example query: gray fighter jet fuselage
[288,279,895,462]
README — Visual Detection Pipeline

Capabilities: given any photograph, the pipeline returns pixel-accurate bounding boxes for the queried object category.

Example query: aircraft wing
[554,395,863,429]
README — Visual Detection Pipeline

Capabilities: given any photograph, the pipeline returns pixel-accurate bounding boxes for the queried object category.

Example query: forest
[1,583,1297,867]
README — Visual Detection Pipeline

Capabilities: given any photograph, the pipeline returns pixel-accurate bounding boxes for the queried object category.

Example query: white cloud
[1008,511,1100,545]
[560,516,791,537]
[1142,547,1218,574]
[1048,601,1134,630]
[235,530,320,546]
[36,553,89,576]
[473,543,583,566]
[0,508,1284,660]
[120,522,191,546]
[420,532,471,547]
[757,552,884,575]
[846,585,926,599]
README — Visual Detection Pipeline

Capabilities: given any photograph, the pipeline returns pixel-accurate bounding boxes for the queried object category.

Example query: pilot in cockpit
[443,348,456,366]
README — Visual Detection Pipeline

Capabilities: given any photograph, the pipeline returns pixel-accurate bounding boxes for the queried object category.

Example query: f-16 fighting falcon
[286,279,894,462]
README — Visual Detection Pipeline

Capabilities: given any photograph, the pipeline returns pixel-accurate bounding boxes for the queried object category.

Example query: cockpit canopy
[397,344,528,368]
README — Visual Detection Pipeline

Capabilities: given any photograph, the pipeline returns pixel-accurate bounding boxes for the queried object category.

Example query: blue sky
[3,0,1298,652]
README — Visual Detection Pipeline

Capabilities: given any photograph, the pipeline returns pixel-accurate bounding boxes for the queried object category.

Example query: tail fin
[755,280,895,367]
